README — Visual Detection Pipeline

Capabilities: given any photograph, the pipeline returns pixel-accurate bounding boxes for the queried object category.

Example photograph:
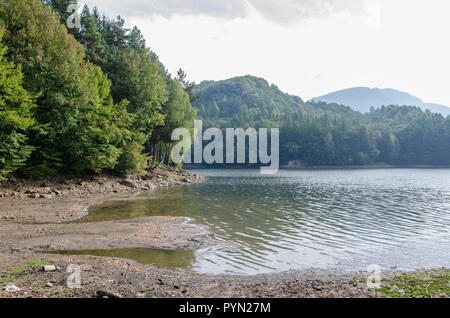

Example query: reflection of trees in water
[79,187,190,222]
[54,248,195,270]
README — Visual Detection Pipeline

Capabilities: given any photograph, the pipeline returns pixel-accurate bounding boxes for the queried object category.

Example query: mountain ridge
[193,75,361,128]
[311,87,450,116]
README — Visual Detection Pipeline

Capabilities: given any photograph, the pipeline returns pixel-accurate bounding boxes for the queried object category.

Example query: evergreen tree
[79,5,105,66]
[177,69,200,104]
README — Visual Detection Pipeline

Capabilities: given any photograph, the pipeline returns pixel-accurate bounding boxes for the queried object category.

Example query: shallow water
[75,169,450,275]
[53,248,195,270]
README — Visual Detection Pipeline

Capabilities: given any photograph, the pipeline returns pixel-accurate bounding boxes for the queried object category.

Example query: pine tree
[0,0,147,177]
[79,5,105,66]
[177,69,200,104]
[128,26,146,51]
[45,0,80,37]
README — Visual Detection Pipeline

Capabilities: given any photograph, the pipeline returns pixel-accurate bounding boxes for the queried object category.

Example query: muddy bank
[1,250,447,298]
[0,251,380,298]
[0,165,208,253]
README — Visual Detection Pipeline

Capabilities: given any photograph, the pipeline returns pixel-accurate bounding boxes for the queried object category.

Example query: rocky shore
[0,165,448,298]
[0,164,202,202]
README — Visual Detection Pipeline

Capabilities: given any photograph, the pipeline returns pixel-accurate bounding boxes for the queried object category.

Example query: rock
[28,193,40,199]
[4,284,21,292]
[40,187,52,194]
[39,194,53,199]
[119,179,137,188]
[9,176,18,183]
[96,290,122,298]
[45,282,53,287]
[43,265,57,272]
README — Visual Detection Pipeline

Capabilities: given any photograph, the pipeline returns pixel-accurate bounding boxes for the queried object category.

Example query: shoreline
[0,166,448,298]
[185,164,450,170]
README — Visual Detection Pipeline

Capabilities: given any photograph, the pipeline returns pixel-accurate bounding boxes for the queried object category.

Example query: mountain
[193,75,360,128]
[191,75,450,167]
[311,87,450,116]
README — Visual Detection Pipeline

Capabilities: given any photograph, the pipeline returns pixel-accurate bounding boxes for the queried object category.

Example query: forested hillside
[0,0,197,181]
[194,76,450,167]
[1,1,449,182]
[194,75,358,128]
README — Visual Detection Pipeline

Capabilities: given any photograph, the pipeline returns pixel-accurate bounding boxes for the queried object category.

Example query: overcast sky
[80,0,450,106]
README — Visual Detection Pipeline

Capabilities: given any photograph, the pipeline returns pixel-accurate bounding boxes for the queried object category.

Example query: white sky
[80,0,450,106]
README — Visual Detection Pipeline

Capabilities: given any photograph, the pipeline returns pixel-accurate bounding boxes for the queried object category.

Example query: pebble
[4,284,21,292]
[43,265,57,272]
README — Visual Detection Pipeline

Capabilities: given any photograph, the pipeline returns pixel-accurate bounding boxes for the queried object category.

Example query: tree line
[0,0,197,181]
[194,76,450,167]
[1,1,449,182]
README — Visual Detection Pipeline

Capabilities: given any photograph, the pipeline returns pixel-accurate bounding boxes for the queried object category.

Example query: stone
[45,282,53,287]
[4,284,21,292]
[96,290,122,298]
[43,265,57,272]
[119,179,137,188]
[41,187,52,194]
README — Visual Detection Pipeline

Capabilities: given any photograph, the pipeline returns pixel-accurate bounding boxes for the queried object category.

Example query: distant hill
[311,87,450,116]
[191,76,450,167]
[193,75,360,128]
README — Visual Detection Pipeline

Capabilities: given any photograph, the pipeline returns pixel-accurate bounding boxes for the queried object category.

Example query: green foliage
[151,79,197,164]
[2,0,448,180]
[5,267,28,275]
[195,76,450,167]
[0,0,191,179]
[177,68,200,104]
[107,48,167,140]
[376,269,450,298]
[0,27,35,180]
[194,75,331,129]
[28,260,55,268]
[1,0,95,177]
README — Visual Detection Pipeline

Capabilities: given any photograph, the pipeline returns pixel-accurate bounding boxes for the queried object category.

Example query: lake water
[78,169,450,275]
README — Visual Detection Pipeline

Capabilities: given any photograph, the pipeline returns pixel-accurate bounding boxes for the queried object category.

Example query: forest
[194,76,450,167]
[0,0,197,181]
[1,0,449,182]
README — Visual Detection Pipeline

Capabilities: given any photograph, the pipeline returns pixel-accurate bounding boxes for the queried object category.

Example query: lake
[78,169,450,275]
